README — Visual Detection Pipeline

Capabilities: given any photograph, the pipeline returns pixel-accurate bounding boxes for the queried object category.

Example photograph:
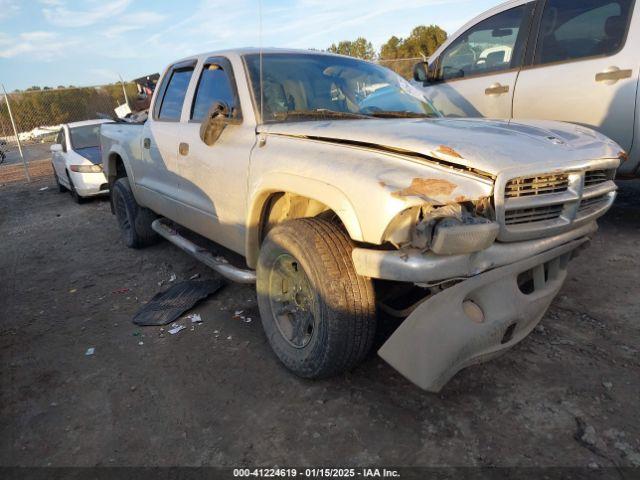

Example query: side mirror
[413,61,430,84]
[50,144,63,153]
[200,101,231,146]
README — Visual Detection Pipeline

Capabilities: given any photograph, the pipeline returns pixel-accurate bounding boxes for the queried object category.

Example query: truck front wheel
[112,177,159,248]
[257,218,377,379]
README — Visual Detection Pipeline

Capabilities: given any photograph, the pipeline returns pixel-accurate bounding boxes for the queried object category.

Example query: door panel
[423,3,533,119]
[175,122,254,254]
[173,57,252,254]
[428,71,520,118]
[513,0,639,155]
[131,64,196,217]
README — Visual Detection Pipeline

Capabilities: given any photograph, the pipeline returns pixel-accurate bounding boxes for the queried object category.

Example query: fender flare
[245,172,364,268]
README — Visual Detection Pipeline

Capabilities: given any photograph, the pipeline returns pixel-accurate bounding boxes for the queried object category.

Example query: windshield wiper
[273,109,371,121]
[366,110,435,119]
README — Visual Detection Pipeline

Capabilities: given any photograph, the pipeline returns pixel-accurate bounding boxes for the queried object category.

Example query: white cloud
[103,11,167,38]
[42,0,132,28]
[0,0,20,20]
[0,31,79,59]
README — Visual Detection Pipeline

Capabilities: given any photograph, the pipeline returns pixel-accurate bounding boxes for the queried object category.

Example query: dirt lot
[1,170,639,469]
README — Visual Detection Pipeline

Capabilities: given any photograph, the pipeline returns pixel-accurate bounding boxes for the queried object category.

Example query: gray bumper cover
[378,238,586,392]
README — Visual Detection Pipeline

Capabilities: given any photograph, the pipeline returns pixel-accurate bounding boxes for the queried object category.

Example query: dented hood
[260,117,621,176]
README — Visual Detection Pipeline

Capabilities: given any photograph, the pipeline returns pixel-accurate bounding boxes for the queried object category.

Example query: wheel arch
[245,174,364,269]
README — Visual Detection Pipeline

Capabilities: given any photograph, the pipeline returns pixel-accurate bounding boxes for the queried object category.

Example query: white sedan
[51,119,111,203]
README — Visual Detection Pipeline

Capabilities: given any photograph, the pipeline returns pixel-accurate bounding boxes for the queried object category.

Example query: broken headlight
[384,200,498,255]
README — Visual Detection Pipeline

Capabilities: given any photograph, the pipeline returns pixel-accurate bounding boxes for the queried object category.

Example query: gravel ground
[1,174,639,469]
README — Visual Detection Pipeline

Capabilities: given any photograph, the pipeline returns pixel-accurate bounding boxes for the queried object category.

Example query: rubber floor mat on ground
[133,279,225,326]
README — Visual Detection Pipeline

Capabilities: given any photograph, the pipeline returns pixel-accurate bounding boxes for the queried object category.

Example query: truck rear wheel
[112,177,159,248]
[257,218,377,379]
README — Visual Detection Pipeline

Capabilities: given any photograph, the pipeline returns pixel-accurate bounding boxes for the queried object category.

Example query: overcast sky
[0,0,503,91]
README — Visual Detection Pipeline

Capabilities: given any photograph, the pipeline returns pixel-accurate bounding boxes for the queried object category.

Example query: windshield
[244,53,440,123]
[69,124,101,150]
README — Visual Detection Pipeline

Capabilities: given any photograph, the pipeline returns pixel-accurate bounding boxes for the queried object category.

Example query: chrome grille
[578,194,608,213]
[505,174,569,198]
[497,163,618,242]
[584,169,612,187]
[505,205,564,225]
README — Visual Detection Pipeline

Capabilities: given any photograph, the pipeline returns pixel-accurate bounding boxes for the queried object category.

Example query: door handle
[595,67,632,84]
[179,142,189,156]
[485,83,510,95]
[143,138,151,149]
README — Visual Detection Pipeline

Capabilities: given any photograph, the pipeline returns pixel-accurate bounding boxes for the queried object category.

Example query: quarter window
[158,68,194,121]
[439,5,528,80]
[535,0,634,65]
[191,64,236,121]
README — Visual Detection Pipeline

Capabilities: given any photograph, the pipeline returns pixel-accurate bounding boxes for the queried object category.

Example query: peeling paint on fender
[392,178,457,200]
[436,145,464,159]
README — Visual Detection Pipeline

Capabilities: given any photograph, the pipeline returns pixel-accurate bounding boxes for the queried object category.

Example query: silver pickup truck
[101,48,621,392]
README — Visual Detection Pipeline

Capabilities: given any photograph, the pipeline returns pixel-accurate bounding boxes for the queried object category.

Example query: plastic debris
[69,288,77,293]
[233,310,252,323]
[187,313,203,323]
[169,273,177,282]
[189,273,200,280]
[85,347,95,356]
[132,279,224,326]
[39,186,48,191]
[138,341,144,346]
[168,325,186,335]
[227,335,232,340]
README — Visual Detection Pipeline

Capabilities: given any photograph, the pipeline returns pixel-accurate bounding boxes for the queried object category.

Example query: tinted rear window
[536,0,634,65]
[158,68,194,121]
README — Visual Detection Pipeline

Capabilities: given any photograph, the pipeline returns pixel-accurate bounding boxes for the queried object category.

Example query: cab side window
[191,64,236,122]
[157,67,194,121]
[535,0,634,65]
[438,5,528,81]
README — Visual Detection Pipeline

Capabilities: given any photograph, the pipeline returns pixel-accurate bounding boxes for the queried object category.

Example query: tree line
[328,24,448,78]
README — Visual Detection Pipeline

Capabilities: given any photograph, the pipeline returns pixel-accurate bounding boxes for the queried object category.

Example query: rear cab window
[535,0,636,65]
[154,63,195,121]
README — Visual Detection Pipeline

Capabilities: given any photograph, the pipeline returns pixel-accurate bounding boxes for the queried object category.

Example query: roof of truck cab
[171,47,367,65]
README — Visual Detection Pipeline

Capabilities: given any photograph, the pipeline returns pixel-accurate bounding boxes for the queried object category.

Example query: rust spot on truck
[392,178,457,200]
[436,145,463,159]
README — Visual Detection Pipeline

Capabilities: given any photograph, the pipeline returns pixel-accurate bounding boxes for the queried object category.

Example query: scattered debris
[233,310,252,323]
[85,347,95,356]
[112,287,130,294]
[69,288,77,293]
[168,325,186,335]
[169,273,177,282]
[138,341,144,346]
[189,273,200,280]
[132,279,225,326]
[39,186,48,191]
[187,313,202,323]
[227,335,232,340]
[602,381,613,390]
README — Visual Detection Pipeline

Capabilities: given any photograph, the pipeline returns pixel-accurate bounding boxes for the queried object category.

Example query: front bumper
[352,221,597,283]
[377,237,586,392]
[69,171,109,197]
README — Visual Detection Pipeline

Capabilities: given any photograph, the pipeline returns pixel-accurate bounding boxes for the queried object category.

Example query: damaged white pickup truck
[101,48,622,391]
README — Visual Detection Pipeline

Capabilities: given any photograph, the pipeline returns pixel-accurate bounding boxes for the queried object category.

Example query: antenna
[258,0,264,124]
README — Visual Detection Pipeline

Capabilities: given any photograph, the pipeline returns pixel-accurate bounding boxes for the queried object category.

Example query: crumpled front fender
[378,237,587,392]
